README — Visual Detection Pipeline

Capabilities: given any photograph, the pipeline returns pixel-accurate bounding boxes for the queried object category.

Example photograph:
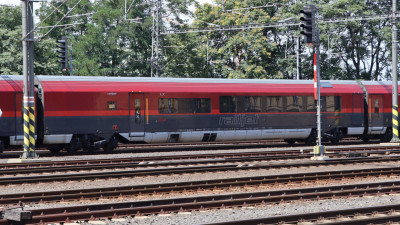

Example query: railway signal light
[57,36,68,71]
[300,5,316,44]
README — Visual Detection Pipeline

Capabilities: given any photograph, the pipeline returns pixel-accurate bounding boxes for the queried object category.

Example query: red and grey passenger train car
[0,75,394,153]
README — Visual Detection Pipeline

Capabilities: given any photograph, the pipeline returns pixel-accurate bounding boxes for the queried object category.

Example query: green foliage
[0,0,397,80]
[189,0,283,79]
[0,6,58,75]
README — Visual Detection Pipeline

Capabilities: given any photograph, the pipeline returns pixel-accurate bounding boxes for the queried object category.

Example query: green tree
[279,0,392,80]
[0,6,22,75]
[0,6,58,75]
[38,0,195,77]
[191,0,283,79]
[320,0,392,80]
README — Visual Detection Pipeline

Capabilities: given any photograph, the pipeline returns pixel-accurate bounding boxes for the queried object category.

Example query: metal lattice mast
[151,0,163,77]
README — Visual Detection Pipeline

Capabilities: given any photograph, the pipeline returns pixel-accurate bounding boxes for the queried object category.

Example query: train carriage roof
[32,75,364,94]
[360,81,393,94]
[0,75,23,92]
[0,75,390,95]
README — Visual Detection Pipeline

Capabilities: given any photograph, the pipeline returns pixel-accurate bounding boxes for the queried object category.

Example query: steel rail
[0,138,378,157]
[1,154,400,177]
[4,178,400,224]
[0,145,398,171]
[0,152,310,169]
[0,157,400,185]
[205,204,400,225]
[0,154,400,177]
[2,171,400,207]
[0,155,311,176]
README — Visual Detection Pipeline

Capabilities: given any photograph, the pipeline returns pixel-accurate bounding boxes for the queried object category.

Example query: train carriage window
[158,98,178,114]
[334,96,341,112]
[192,98,211,113]
[286,96,303,112]
[326,96,342,112]
[135,99,141,114]
[374,99,379,114]
[135,99,141,123]
[219,96,237,113]
[306,96,317,112]
[107,102,117,110]
[177,98,192,113]
[321,96,327,112]
[244,96,262,112]
[326,96,334,112]
[265,96,283,112]
[159,98,211,114]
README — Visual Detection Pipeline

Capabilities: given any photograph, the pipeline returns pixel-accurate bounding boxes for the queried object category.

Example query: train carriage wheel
[49,146,62,155]
[331,138,339,145]
[380,127,393,142]
[0,140,4,153]
[66,146,78,154]
[285,139,295,146]
[103,136,118,153]
[304,129,317,145]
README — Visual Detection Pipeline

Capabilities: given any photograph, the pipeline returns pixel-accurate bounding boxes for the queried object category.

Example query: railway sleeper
[1,207,32,222]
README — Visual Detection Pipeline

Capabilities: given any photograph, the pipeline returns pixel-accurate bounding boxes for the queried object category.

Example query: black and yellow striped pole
[393,105,400,142]
[21,87,37,159]
[391,0,400,143]
[28,96,36,154]
[20,0,37,159]
[22,97,30,155]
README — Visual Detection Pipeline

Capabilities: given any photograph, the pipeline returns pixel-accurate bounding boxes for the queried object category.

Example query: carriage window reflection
[159,98,211,114]
[219,96,237,113]
[243,96,262,112]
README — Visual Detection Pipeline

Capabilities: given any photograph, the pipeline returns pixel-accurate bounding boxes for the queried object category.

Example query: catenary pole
[21,0,37,159]
[391,0,400,143]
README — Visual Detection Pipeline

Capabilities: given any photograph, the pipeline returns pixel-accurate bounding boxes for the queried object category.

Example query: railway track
[0,156,400,185]
[2,153,400,178]
[3,178,400,224]
[1,169,400,207]
[0,138,378,157]
[0,139,289,157]
[206,204,400,225]
[1,144,399,171]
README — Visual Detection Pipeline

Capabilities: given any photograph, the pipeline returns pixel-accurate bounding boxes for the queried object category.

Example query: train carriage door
[14,92,23,141]
[129,93,145,137]
[369,95,384,129]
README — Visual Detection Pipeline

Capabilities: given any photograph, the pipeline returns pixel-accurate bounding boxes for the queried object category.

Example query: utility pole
[21,0,37,159]
[391,0,400,143]
[151,0,163,77]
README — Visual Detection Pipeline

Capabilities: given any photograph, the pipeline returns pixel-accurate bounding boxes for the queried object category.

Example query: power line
[22,0,69,41]
[40,0,83,40]
[162,14,395,35]
[223,3,288,12]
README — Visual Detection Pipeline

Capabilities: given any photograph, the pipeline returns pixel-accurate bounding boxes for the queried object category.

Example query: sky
[1,0,214,23]
[1,0,216,27]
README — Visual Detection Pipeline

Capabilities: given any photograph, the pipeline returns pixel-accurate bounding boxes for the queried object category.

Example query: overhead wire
[40,0,83,40]
[22,0,69,41]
